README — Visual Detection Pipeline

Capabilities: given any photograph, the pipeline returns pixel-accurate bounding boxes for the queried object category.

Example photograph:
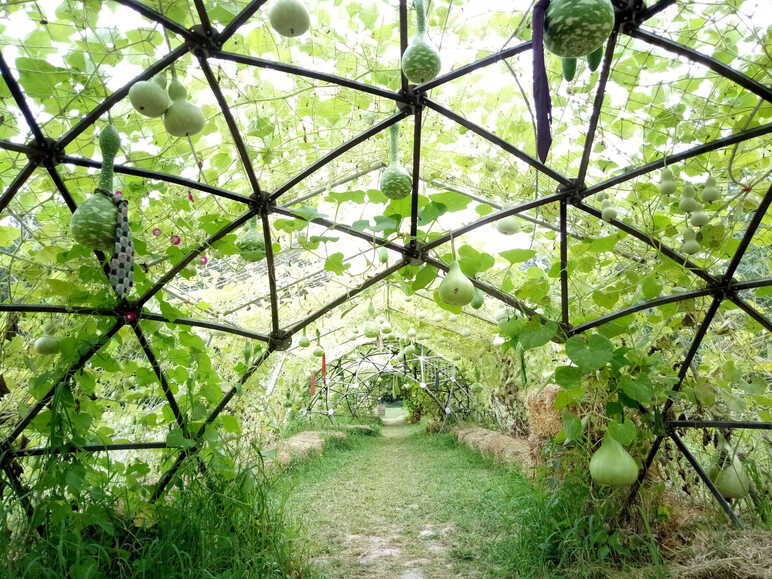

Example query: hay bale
[668,529,772,579]
[525,384,563,441]
[274,430,343,469]
[455,426,533,470]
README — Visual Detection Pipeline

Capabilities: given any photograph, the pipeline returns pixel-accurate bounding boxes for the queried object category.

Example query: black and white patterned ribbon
[102,189,134,299]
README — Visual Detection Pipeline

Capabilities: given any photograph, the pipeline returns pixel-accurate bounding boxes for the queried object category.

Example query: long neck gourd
[379,123,412,200]
[401,0,441,84]
[70,125,120,251]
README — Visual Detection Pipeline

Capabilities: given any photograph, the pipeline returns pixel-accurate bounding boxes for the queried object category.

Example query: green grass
[275,420,665,578]
[275,421,546,577]
[0,460,306,578]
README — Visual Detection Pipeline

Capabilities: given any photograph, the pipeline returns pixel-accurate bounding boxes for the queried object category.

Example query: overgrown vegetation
[0,457,305,578]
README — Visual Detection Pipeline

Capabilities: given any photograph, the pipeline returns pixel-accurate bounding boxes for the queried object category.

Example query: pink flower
[115,190,123,196]
[200,256,208,265]
[152,228,162,237]
[170,235,181,246]
[188,191,194,202]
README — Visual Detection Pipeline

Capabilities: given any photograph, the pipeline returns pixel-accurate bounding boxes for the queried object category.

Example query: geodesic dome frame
[307,339,474,420]
[0,0,770,527]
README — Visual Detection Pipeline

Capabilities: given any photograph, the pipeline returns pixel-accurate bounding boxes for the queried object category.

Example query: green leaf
[565,334,613,371]
[166,428,195,448]
[518,318,558,350]
[555,365,584,389]
[515,267,549,303]
[430,191,471,211]
[641,275,662,299]
[274,218,308,234]
[412,264,438,290]
[457,245,494,277]
[0,225,19,246]
[562,409,583,444]
[619,375,653,405]
[324,252,350,276]
[221,414,241,434]
[159,300,184,322]
[499,249,536,264]
[608,420,637,445]
[418,202,447,224]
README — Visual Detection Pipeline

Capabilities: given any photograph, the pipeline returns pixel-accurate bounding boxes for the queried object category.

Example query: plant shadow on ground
[275,419,667,578]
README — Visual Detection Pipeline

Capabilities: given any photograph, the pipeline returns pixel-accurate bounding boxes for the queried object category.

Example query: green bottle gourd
[298,327,310,348]
[236,218,267,262]
[681,228,700,255]
[401,0,441,84]
[712,453,750,500]
[470,286,484,310]
[70,125,120,251]
[689,210,709,227]
[701,176,720,203]
[496,215,521,235]
[659,167,677,195]
[380,123,413,200]
[33,333,60,355]
[586,45,603,71]
[364,320,380,339]
[589,436,639,487]
[313,344,324,357]
[164,78,205,137]
[128,74,171,117]
[268,0,310,37]
[438,261,475,306]
[561,57,577,82]
[601,198,618,221]
[679,183,701,213]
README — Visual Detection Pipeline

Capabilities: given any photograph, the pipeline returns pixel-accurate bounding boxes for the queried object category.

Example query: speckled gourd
[543,0,615,58]
[401,0,441,84]
[586,45,603,71]
[380,123,412,200]
[164,78,205,137]
[70,125,120,251]
[128,74,171,117]
[236,218,267,262]
[268,0,310,37]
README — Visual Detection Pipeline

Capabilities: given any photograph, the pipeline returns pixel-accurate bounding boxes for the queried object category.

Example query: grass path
[276,418,544,578]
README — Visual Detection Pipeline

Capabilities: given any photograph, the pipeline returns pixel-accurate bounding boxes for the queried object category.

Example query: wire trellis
[0,0,769,527]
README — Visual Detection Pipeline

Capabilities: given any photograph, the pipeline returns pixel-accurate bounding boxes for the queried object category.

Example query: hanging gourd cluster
[657,169,722,256]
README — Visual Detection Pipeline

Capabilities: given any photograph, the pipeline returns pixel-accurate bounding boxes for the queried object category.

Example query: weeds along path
[276,418,542,578]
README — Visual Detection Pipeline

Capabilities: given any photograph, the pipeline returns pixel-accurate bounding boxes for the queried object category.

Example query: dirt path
[279,419,536,578]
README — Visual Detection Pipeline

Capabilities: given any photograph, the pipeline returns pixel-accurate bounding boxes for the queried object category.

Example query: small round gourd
[401,0,441,84]
[33,335,60,355]
[681,239,700,255]
[496,216,521,235]
[589,436,638,487]
[298,333,310,348]
[407,327,416,338]
[544,0,615,58]
[689,210,709,227]
[312,345,324,357]
[659,179,677,195]
[381,321,392,335]
[268,0,310,37]
[470,287,484,310]
[438,261,475,306]
[679,187,700,212]
[163,79,205,137]
[601,205,618,221]
[380,123,412,200]
[128,76,171,117]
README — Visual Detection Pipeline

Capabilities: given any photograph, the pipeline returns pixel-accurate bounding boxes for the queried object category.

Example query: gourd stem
[389,123,400,165]
[414,0,426,35]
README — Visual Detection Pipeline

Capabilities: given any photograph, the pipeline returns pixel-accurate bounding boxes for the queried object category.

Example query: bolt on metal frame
[0,0,769,523]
